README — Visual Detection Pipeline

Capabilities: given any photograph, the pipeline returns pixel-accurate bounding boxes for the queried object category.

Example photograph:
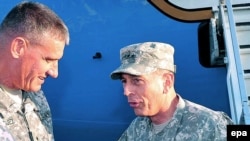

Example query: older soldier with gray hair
[111,42,233,141]
[0,1,69,141]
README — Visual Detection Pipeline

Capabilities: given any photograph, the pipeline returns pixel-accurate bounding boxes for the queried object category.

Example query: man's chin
[134,110,146,116]
[25,86,41,92]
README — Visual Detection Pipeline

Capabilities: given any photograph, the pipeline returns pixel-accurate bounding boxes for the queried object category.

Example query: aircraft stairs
[211,0,250,124]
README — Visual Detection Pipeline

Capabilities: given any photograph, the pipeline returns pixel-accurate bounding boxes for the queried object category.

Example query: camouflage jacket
[118,95,234,141]
[0,89,54,141]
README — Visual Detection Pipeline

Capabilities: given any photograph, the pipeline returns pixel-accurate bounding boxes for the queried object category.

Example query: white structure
[148,0,250,124]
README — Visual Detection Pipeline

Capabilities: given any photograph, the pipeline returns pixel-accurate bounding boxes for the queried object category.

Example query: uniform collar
[0,86,22,113]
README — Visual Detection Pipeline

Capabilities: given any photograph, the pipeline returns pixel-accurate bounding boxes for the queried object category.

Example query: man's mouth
[129,101,140,108]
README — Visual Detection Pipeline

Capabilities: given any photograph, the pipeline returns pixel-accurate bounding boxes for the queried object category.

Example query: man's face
[120,72,165,116]
[18,36,65,92]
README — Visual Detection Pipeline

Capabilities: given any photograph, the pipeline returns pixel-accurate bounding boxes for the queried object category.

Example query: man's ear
[163,72,174,89]
[11,37,27,58]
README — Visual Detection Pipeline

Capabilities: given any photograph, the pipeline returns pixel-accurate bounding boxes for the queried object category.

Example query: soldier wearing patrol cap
[111,42,233,141]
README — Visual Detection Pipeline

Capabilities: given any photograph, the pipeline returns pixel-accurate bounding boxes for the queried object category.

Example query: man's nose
[123,84,133,96]
[47,62,58,78]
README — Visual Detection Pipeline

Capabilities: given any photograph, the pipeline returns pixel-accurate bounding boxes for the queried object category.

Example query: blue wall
[0,0,230,141]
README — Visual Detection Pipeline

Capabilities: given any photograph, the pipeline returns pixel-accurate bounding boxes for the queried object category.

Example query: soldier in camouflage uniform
[0,1,69,141]
[110,42,234,141]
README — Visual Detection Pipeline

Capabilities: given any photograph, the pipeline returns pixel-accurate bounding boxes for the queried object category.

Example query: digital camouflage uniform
[110,42,234,141]
[118,95,234,141]
[0,88,54,141]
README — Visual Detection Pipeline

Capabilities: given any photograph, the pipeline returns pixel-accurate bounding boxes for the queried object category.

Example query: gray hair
[0,1,69,45]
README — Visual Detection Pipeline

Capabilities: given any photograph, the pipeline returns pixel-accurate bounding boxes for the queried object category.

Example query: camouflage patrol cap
[110,42,176,80]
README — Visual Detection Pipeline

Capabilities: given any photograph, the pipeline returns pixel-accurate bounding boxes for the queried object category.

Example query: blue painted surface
[0,0,231,141]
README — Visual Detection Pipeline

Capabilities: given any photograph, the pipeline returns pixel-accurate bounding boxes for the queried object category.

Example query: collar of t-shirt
[152,120,170,134]
[0,85,22,105]
[152,94,185,134]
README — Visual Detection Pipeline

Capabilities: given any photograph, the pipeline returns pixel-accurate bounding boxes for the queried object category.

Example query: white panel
[168,0,250,9]
[240,49,250,70]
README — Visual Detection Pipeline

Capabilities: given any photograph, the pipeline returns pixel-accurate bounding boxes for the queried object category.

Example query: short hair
[0,1,69,45]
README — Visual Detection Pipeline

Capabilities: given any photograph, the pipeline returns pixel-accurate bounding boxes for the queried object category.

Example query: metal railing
[218,0,250,124]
